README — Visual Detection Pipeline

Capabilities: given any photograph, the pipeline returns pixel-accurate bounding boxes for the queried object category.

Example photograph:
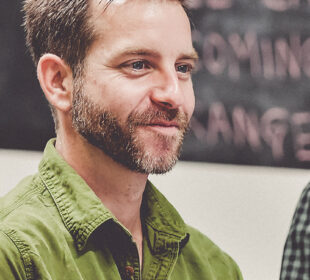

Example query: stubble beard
[71,85,189,174]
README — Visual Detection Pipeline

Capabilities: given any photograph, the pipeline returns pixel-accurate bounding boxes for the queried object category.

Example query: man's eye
[176,64,192,73]
[132,61,148,70]
[120,60,152,77]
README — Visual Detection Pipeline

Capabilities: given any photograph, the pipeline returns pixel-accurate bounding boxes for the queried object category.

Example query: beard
[71,88,189,174]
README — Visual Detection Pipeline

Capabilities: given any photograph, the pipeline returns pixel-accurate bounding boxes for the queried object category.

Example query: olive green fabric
[0,139,243,280]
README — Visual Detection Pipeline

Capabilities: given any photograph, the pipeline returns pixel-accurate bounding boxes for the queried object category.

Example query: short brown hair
[23,0,96,78]
[23,0,188,129]
[23,0,188,74]
[23,0,98,131]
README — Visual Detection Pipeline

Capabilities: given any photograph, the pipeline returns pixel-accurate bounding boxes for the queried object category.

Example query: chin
[138,156,178,175]
[134,141,181,175]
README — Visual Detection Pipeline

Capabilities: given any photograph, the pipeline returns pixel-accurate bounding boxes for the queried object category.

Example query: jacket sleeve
[184,225,244,279]
[224,253,244,280]
[280,184,310,280]
[0,230,27,280]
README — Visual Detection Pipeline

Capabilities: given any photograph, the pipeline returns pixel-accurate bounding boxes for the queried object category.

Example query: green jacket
[0,139,243,280]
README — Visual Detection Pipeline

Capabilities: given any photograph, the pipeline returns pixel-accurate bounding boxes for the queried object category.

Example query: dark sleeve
[0,230,27,280]
[280,184,310,280]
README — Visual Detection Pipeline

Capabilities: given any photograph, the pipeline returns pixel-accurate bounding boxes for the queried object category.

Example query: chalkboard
[1,0,310,168]
[181,0,310,167]
[0,1,55,150]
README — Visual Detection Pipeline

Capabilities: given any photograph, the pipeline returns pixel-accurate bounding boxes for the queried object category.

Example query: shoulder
[289,182,310,228]
[185,225,233,255]
[0,227,29,279]
[0,171,54,216]
[0,174,41,215]
[186,225,217,249]
[286,182,310,238]
[0,174,50,230]
[179,225,243,279]
[0,173,64,251]
[296,182,310,207]
[0,174,45,279]
[0,175,69,279]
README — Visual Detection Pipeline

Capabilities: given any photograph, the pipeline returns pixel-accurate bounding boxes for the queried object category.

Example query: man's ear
[37,54,73,112]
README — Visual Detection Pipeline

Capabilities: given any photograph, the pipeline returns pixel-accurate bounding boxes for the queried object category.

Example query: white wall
[0,149,42,195]
[1,149,309,280]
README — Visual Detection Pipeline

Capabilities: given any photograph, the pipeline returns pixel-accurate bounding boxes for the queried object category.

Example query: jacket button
[125,266,134,277]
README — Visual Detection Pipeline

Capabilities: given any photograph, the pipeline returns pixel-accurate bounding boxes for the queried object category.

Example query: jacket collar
[39,139,189,251]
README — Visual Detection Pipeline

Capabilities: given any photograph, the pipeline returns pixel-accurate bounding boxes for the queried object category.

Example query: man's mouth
[136,120,181,137]
[147,120,180,129]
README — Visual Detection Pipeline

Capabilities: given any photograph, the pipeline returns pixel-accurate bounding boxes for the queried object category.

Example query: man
[0,0,243,279]
[280,184,310,280]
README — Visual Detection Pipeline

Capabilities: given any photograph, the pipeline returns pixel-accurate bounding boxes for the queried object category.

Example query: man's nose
[150,68,183,109]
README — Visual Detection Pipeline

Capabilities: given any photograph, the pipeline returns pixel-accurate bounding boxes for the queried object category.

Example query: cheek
[183,86,195,119]
[103,82,150,120]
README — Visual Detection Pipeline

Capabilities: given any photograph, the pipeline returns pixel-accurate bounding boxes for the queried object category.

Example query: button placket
[125,265,135,279]
[115,238,141,280]
[125,246,141,280]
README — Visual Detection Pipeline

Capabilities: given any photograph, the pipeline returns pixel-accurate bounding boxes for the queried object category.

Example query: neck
[55,130,148,239]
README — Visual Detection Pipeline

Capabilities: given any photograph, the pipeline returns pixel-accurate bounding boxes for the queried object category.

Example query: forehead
[89,0,189,29]
[90,0,185,15]
[88,0,193,55]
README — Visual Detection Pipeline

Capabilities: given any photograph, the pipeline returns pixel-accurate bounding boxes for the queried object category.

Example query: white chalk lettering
[262,0,301,11]
[205,0,233,9]
[274,37,301,79]
[191,102,310,162]
[260,38,275,79]
[190,116,209,142]
[203,32,227,75]
[232,106,262,151]
[228,32,261,79]
[260,108,289,160]
[200,30,310,80]
[302,38,310,78]
[207,102,233,145]
[186,0,233,9]
[291,112,310,161]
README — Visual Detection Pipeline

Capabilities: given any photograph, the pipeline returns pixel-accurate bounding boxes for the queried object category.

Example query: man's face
[72,0,196,174]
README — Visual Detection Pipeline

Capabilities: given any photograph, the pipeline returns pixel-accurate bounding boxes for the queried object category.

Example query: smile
[139,122,180,136]
[148,121,179,128]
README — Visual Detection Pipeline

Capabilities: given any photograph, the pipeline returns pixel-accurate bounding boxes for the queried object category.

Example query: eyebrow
[111,47,199,62]
[115,48,161,59]
[179,50,199,61]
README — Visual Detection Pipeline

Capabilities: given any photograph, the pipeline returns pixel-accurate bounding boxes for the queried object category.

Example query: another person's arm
[280,184,310,279]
